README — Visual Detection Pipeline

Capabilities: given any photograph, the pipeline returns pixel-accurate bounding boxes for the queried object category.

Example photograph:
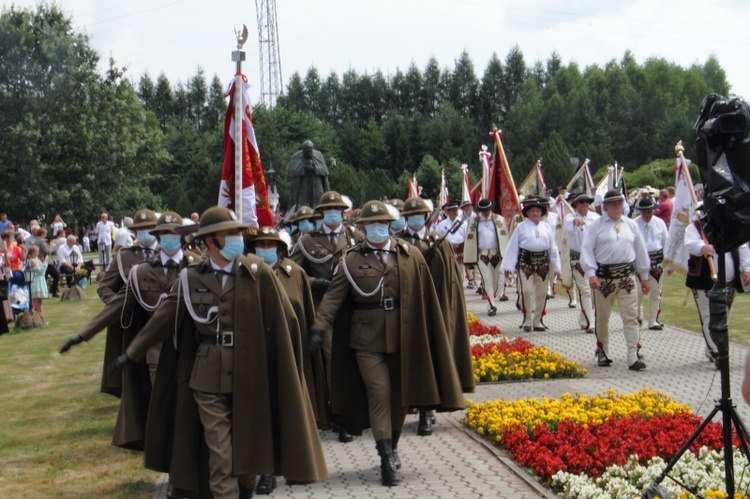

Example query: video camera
[694,93,750,252]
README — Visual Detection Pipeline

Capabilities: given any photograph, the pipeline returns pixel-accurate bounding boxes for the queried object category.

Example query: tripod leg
[651,405,721,486]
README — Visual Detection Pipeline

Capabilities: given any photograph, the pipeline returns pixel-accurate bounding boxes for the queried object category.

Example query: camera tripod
[642,249,750,498]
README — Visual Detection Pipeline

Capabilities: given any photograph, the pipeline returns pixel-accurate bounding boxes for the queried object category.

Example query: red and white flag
[219,75,273,228]
[487,129,522,229]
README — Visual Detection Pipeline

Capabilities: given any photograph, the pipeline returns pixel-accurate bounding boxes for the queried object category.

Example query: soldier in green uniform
[308,200,464,487]
[111,207,327,498]
[290,190,364,443]
[96,209,158,398]
[396,196,475,436]
[288,206,316,256]
[59,213,195,454]
[247,226,329,495]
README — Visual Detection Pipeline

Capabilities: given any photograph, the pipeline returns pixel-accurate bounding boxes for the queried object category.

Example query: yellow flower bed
[464,388,691,440]
[467,311,479,326]
[473,345,586,382]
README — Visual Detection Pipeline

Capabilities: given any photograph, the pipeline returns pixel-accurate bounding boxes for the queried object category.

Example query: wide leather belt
[519,248,549,265]
[596,262,635,279]
[570,249,581,261]
[200,331,234,347]
[648,250,664,266]
[353,298,399,311]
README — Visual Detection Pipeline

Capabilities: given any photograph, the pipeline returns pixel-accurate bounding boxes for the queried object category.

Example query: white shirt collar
[160,249,184,267]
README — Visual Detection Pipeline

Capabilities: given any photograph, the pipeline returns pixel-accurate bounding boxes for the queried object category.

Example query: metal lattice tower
[255,0,283,107]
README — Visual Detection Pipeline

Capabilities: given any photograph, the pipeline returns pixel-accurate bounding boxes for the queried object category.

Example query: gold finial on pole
[675,140,685,156]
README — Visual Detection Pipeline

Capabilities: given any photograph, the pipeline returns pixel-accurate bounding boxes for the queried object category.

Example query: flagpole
[232,25,248,220]
[675,140,716,280]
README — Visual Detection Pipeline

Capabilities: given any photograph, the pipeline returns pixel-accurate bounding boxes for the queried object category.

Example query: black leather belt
[596,262,635,279]
[200,332,234,347]
[519,248,549,265]
[353,298,399,311]
[648,250,664,266]
[570,249,581,261]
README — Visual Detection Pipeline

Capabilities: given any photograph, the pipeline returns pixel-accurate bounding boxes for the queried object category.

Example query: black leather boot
[255,473,276,495]
[417,409,433,436]
[391,430,401,470]
[375,439,401,486]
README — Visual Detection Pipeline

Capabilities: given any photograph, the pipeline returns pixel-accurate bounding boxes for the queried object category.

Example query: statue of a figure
[288,140,330,209]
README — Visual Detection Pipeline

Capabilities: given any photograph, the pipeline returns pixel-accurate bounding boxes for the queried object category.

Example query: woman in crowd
[52,215,66,239]
[26,245,48,316]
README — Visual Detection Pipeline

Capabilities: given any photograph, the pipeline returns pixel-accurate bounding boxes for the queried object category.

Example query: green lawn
[0,277,158,497]
[646,272,750,347]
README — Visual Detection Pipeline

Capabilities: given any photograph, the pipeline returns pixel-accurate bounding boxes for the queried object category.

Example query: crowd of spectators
[0,211,131,332]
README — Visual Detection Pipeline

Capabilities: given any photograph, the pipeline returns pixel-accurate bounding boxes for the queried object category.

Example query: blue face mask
[218,235,245,261]
[255,247,277,265]
[407,215,426,231]
[390,216,406,231]
[366,223,390,244]
[323,210,343,227]
[159,234,182,255]
[315,219,324,230]
[298,220,314,234]
[137,231,156,247]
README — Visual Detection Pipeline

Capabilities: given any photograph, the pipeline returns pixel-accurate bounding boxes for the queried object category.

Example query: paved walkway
[155,278,750,498]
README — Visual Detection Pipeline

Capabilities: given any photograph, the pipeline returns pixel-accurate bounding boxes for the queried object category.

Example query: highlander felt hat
[129,209,158,230]
[476,199,494,211]
[602,189,626,204]
[460,200,473,209]
[571,192,595,206]
[195,206,249,237]
[357,200,397,223]
[442,201,459,211]
[521,196,549,217]
[636,197,656,211]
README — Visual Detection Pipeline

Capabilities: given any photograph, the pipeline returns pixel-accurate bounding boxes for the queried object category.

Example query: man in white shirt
[685,202,750,362]
[501,196,561,332]
[460,201,479,289]
[634,197,669,330]
[564,193,600,334]
[464,199,510,316]
[95,212,116,271]
[581,189,651,371]
[57,235,83,287]
[435,202,467,265]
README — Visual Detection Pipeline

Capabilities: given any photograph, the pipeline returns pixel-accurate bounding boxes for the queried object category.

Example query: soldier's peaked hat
[128,209,158,230]
[358,200,396,223]
[151,212,184,234]
[196,206,248,237]
[315,191,349,210]
[401,197,431,216]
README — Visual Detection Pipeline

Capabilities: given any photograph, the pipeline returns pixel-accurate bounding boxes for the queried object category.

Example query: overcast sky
[4,0,750,110]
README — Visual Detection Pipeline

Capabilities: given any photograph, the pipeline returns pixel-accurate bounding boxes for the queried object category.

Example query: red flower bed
[502,413,735,480]
[468,321,502,336]
[470,337,536,359]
